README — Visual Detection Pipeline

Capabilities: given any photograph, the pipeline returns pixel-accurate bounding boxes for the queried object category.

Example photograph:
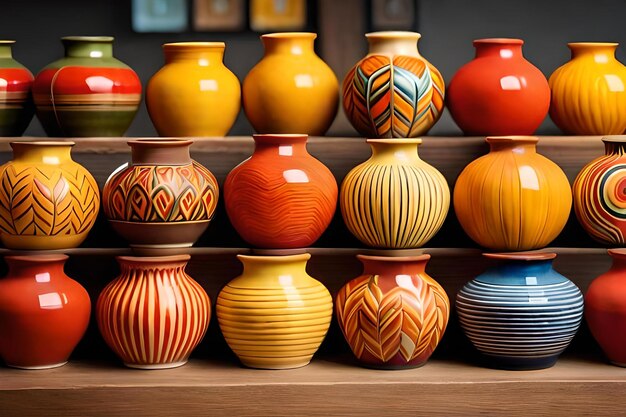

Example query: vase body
[147,42,241,137]
[216,253,333,369]
[32,36,142,137]
[453,136,572,251]
[0,40,34,136]
[0,254,90,369]
[342,31,445,138]
[447,38,550,136]
[456,253,583,370]
[340,139,449,248]
[102,139,219,254]
[0,141,100,250]
[336,253,449,369]
[549,42,626,135]
[243,32,338,135]
[585,249,626,366]
[224,134,337,248]
[573,137,626,245]
[96,255,210,369]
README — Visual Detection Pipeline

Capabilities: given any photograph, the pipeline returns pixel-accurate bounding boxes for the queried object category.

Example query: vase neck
[128,139,193,165]
[237,254,310,283]
[608,249,626,271]
[367,139,422,163]
[359,254,430,276]
[117,255,190,276]
[163,42,225,65]
[604,138,626,155]
[0,40,14,59]
[62,36,113,58]
[5,255,68,280]
[366,31,420,56]
[474,38,524,59]
[10,141,74,165]
[486,136,538,154]
[568,42,618,62]
[490,259,555,277]
[262,33,316,56]
[252,134,309,157]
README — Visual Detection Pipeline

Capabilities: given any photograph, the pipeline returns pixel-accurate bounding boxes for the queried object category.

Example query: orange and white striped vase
[96,255,210,369]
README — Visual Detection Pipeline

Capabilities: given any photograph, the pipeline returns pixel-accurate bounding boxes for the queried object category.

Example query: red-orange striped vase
[96,255,210,369]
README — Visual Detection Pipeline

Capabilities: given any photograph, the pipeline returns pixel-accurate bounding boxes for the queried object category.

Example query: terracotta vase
[456,252,583,370]
[0,254,90,369]
[147,42,241,137]
[96,255,210,369]
[0,141,100,250]
[242,32,339,135]
[102,139,219,255]
[340,139,449,249]
[336,252,449,369]
[447,38,550,136]
[0,40,34,136]
[224,134,337,249]
[216,253,333,369]
[32,36,142,137]
[549,42,626,135]
[453,136,572,251]
[573,136,626,245]
[342,31,445,138]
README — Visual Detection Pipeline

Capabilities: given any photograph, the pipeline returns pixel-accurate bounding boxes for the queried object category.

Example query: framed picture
[193,0,246,31]
[371,0,416,31]
[132,0,188,32]
[249,0,307,32]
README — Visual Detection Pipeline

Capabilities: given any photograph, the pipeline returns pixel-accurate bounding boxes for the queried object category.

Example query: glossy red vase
[0,254,91,369]
[586,249,626,366]
[447,38,550,136]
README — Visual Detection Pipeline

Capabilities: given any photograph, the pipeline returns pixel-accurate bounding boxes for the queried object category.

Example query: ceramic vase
[456,252,583,370]
[573,136,626,245]
[0,141,100,250]
[340,139,449,249]
[224,134,337,248]
[446,38,550,136]
[0,254,90,369]
[216,253,333,369]
[336,252,449,369]
[585,249,626,366]
[453,136,572,251]
[242,32,339,135]
[96,255,210,369]
[147,42,241,137]
[102,139,219,255]
[342,31,445,138]
[32,36,142,137]
[0,40,34,136]
[549,42,626,135]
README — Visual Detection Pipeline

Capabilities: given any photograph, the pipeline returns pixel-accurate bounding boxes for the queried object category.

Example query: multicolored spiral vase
[224,134,337,249]
[336,253,449,369]
[0,141,100,250]
[96,255,210,369]
[0,40,34,136]
[573,137,626,245]
[340,139,450,249]
[102,139,219,255]
[453,136,572,251]
[342,31,445,138]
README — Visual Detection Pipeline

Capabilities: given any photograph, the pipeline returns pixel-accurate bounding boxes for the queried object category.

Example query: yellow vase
[146,42,241,137]
[242,33,339,135]
[549,42,626,135]
[453,136,572,251]
[216,253,333,369]
[0,141,100,250]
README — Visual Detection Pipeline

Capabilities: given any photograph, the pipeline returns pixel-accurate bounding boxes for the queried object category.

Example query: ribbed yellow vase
[549,42,626,135]
[340,139,450,248]
[216,253,332,369]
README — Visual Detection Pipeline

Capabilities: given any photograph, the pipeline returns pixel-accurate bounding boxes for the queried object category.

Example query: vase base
[239,357,312,370]
[8,361,68,370]
[0,232,89,251]
[124,360,188,370]
[481,353,559,371]
[130,243,193,256]
[358,360,427,370]
[610,360,626,367]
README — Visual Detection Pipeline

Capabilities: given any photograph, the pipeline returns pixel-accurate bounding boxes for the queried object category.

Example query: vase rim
[473,38,523,45]
[261,32,317,40]
[568,42,618,48]
[10,140,75,148]
[5,254,69,263]
[62,36,114,43]
[127,138,193,148]
[366,31,421,40]
[602,135,626,144]
[484,252,557,261]
[163,42,225,49]
[116,254,191,264]
[0,40,15,45]
[485,136,538,144]
[366,138,422,145]
[237,253,311,263]
[357,253,431,263]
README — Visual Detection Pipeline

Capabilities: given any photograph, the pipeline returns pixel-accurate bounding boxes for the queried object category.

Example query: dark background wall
[1,0,625,137]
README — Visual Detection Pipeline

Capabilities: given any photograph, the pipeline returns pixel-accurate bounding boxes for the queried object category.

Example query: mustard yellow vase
[549,42,626,135]
[453,136,572,251]
[340,139,450,248]
[146,42,241,137]
[216,253,333,369]
[242,32,339,136]
[0,141,100,250]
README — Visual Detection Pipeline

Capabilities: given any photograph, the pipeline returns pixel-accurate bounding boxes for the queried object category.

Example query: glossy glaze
[447,38,550,135]
[342,31,445,138]
[224,134,337,248]
[549,42,626,135]
[0,40,34,136]
[340,139,449,248]
[243,33,339,135]
[32,36,142,137]
[96,255,210,369]
[453,136,572,251]
[216,253,333,369]
[336,253,449,369]
[147,42,241,137]
[0,254,90,369]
